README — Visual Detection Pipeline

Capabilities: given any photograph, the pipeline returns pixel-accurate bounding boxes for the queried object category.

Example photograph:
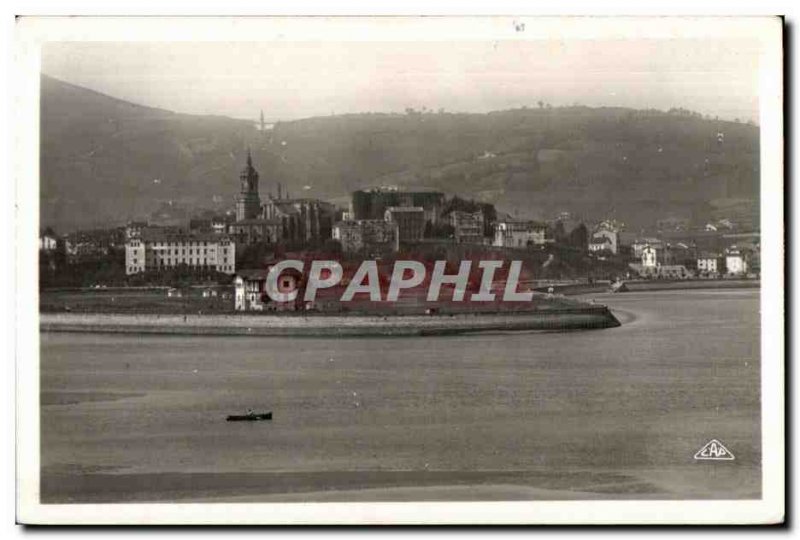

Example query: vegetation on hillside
[41,74,759,233]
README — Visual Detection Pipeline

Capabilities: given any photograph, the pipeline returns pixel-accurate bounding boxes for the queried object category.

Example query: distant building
[125,228,236,275]
[351,187,445,225]
[39,228,58,251]
[641,244,659,268]
[64,228,124,263]
[235,150,262,222]
[333,220,399,255]
[451,210,485,244]
[631,238,665,260]
[234,265,303,312]
[229,218,282,245]
[229,152,335,247]
[211,215,233,235]
[493,219,547,248]
[697,252,724,276]
[591,227,619,254]
[588,235,614,254]
[725,245,750,275]
[262,197,336,244]
[125,221,149,241]
[384,206,425,243]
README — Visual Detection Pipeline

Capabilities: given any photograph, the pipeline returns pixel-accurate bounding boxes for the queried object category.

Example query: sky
[41,39,761,123]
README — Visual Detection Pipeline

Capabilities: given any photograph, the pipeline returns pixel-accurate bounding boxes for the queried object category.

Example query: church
[229,150,336,247]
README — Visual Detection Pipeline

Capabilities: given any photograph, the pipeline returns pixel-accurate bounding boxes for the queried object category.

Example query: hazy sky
[42,39,760,122]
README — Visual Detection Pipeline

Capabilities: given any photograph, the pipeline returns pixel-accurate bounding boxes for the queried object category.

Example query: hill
[40,75,759,233]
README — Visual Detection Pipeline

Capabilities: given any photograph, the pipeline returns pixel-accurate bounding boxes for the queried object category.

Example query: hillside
[40,74,760,233]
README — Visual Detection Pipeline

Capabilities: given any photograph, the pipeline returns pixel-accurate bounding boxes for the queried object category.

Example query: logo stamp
[694,439,735,461]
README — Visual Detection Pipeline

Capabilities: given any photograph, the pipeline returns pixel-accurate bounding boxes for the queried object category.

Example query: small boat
[226,412,272,422]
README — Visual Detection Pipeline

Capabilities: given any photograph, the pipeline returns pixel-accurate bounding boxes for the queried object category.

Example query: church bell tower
[235,149,261,221]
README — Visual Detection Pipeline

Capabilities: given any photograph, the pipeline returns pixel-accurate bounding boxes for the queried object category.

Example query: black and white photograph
[14,15,784,525]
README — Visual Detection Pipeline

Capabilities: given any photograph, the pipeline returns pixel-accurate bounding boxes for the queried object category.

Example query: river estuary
[40,289,760,502]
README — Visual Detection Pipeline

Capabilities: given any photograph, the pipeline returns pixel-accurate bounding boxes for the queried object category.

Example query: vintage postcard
[15,16,784,524]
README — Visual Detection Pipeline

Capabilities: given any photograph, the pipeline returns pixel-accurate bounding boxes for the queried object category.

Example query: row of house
[632,241,755,278]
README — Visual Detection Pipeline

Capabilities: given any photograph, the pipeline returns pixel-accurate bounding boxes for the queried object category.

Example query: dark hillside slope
[41,75,759,232]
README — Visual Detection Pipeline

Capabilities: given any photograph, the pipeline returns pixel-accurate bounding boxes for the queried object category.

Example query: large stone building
[384,206,425,243]
[332,220,399,256]
[231,152,336,247]
[450,210,486,244]
[125,227,236,275]
[351,187,445,225]
[263,197,337,245]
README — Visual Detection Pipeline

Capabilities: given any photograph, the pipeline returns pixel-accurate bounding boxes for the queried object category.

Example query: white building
[591,227,619,254]
[125,228,236,275]
[725,246,749,275]
[39,231,58,251]
[697,253,723,276]
[234,265,302,312]
[589,236,613,254]
[493,219,547,248]
[641,245,659,268]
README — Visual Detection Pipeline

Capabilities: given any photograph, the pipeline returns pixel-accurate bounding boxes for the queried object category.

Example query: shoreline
[39,306,620,337]
[539,278,759,296]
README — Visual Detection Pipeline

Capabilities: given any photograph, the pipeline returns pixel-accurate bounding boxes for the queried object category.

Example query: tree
[552,221,566,243]
[568,223,589,251]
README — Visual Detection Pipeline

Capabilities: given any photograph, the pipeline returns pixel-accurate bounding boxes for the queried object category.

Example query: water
[40,289,761,502]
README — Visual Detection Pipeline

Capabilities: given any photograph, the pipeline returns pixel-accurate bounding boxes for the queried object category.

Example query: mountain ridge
[40,74,759,233]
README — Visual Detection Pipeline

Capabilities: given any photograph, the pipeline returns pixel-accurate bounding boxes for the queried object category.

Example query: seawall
[539,279,760,296]
[39,307,621,337]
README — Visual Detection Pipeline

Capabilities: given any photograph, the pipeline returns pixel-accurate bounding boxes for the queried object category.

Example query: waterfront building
[641,244,659,268]
[125,227,236,275]
[697,252,725,276]
[725,245,750,276]
[234,265,303,311]
[384,206,425,243]
[493,218,547,248]
[631,238,665,260]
